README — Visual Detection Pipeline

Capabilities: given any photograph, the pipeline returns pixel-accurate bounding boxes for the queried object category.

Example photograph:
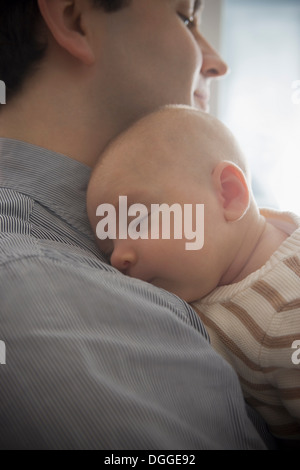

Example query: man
[0,0,271,449]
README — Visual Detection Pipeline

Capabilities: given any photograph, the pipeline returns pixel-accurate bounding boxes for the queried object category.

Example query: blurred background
[201,0,300,213]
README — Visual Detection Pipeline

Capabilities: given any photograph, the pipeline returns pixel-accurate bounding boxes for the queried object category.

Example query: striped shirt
[0,137,269,450]
[192,209,300,441]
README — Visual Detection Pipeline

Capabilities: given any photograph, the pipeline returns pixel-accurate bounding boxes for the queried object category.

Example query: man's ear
[38,0,95,65]
[212,161,250,222]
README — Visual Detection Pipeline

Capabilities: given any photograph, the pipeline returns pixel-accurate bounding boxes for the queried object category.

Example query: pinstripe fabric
[192,210,300,441]
[0,137,268,449]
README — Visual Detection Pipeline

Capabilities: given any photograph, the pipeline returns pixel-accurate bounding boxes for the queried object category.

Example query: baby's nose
[110,245,137,275]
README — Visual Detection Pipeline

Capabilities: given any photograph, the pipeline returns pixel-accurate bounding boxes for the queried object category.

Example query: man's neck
[0,70,132,168]
[0,103,109,168]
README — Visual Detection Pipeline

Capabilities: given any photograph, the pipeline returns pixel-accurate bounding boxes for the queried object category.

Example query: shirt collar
[0,137,94,240]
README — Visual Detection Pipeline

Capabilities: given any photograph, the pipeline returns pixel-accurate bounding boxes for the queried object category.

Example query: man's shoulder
[0,222,203,335]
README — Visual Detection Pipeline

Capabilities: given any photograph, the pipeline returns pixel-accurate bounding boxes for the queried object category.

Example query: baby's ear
[212,161,250,222]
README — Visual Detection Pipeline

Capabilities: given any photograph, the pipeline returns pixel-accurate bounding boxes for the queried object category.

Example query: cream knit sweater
[192,209,300,440]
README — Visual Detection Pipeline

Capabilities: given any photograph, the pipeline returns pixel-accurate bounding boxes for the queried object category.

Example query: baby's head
[87,105,258,302]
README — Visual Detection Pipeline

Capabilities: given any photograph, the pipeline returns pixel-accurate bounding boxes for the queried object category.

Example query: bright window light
[219,0,300,213]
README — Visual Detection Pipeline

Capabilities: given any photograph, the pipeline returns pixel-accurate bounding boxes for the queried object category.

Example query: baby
[87,105,300,443]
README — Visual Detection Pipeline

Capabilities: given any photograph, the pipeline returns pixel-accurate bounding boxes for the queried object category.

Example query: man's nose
[110,244,138,275]
[197,33,228,78]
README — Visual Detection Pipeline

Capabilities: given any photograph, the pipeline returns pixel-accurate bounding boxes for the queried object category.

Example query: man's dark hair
[0,0,130,101]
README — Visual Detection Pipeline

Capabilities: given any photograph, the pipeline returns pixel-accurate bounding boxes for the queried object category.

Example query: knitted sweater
[192,209,300,440]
